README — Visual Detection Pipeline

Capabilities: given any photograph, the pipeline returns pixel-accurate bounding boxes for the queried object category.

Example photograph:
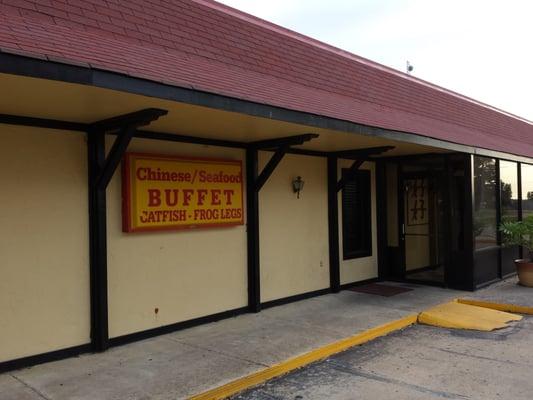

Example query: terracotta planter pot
[515,259,533,287]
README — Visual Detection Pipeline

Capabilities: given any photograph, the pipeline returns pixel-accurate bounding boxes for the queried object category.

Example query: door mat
[348,283,413,297]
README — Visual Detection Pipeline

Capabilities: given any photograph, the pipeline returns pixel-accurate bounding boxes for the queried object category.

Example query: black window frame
[341,168,372,260]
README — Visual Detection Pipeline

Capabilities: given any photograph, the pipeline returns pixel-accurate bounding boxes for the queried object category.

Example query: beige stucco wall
[338,160,379,285]
[0,127,384,359]
[0,126,90,362]
[259,152,330,302]
[106,138,248,338]
[0,126,384,359]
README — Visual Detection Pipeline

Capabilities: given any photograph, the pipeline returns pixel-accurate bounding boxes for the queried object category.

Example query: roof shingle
[0,0,532,157]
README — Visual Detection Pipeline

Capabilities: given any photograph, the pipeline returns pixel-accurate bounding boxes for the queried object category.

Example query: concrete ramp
[418,301,522,331]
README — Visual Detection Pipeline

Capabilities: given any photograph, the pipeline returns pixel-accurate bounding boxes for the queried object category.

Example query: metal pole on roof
[406,61,414,75]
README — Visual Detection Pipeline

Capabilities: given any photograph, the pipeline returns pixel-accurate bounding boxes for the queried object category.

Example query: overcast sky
[217,0,533,122]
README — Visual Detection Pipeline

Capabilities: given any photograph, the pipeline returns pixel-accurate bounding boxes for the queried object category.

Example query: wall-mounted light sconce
[292,176,304,198]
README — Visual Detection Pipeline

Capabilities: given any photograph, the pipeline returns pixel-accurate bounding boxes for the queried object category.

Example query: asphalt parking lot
[233,316,533,400]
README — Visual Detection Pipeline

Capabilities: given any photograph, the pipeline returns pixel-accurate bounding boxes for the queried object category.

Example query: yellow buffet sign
[122,153,244,232]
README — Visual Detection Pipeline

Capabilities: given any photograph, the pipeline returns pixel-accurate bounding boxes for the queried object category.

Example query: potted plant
[500,216,533,287]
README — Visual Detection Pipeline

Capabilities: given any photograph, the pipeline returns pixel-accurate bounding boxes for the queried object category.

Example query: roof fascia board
[1,52,532,164]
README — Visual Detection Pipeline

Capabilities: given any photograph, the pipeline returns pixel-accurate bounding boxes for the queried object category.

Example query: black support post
[376,161,388,280]
[518,163,523,221]
[495,159,503,279]
[443,155,453,287]
[88,130,109,351]
[246,148,261,312]
[465,155,476,290]
[245,134,319,310]
[86,108,167,351]
[328,155,340,292]
[518,162,523,259]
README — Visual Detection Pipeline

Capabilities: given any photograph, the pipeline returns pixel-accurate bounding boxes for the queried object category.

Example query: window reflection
[473,156,497,249]
[522,164,533,219]
[500,160,518,223]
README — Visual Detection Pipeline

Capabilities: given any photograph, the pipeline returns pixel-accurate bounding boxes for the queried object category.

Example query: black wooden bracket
[90,108,168,133]
[94,125,136,191]
[336,159,365,192]
[249,134,319,192]
[90,108,167,190]
[331,145,395,160]
[334,146,395,192]
[255,146,288,191]
[249,133,318,151]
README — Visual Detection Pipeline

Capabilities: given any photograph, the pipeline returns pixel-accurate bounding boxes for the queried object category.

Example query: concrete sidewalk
[463,276,533,307]
[0,279,526,400]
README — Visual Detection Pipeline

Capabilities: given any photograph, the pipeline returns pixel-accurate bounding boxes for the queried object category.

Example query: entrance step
[418,300,522,331]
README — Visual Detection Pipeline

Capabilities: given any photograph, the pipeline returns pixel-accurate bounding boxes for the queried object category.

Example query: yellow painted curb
[188,314,418,400]
[457,298,533,315]
[418,301,522,331]
[189,298,530,399]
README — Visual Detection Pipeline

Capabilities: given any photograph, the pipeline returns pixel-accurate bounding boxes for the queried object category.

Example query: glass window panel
[473,156,497,249]
[500,160,518,222]
[522,164,533,219]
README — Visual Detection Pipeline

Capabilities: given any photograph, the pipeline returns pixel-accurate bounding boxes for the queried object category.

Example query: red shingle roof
[1,0,532,157]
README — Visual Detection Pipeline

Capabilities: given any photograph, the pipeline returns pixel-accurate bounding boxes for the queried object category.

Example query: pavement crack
[11,374,52,400]
[235,389,285,400]
[168,338,270,368]
[428,346,529,366]
[326,360,469,399]
[260,314,348,338]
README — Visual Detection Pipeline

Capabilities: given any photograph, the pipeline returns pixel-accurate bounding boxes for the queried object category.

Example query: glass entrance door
[384,154,469,288]
[401,171,446,285]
